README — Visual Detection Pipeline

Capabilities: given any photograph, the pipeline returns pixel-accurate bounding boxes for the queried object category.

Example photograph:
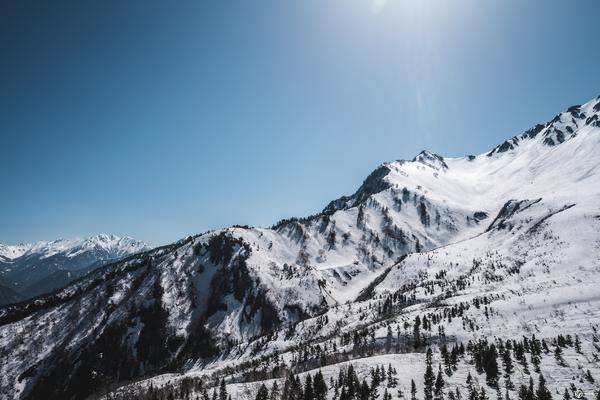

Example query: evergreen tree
[369,383,378,400]
[517,385,528,400]
[574,335,582,354]
[304,374,315,400]
[313,371,327,400]
[289,375,303,400]
[526,377,535,400]
[469,384,478,400]
[256,384,269,400]
[536,374,552,400]
[414,317,422,348]
[270,381,280,400]
[466,372,475,400]
[483,344,500,387]
[359,380,370,400]
[340,387,348,400]
[505,375,515,391]
[502,350,513,375]
[424,349,435,400]
[387,364,398,388]
[219,379,228,400]
[554,346,564,365]
[411,380,418,400]
[434,365,445,400]
[386,326,393,352]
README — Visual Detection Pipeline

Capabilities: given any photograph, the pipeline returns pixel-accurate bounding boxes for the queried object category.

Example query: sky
[1,0,599,246]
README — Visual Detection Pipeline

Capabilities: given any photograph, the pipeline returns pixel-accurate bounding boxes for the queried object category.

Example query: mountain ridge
[0,234,150,305]
[0,95,599,400]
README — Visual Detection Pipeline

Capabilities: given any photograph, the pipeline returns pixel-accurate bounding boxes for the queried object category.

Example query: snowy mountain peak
[487,96,600,156]
[322,164,392,213]
[0,243,31,261]
[0,234,149,261]
[0,234,151,304]
[412,150,448,170]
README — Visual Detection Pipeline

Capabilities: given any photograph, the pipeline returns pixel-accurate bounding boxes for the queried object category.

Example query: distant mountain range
[1,96,599,400]
[0,234,149,305]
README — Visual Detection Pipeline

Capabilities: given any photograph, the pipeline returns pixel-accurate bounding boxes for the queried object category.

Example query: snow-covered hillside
[0,96,599,400]
[0,234,150,304]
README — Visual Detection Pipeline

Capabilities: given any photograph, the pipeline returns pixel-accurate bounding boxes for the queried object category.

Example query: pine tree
[483,344,500,387]
[270,381,280,400]
[414,317,422,348]
[562,389,570,400]
[256,384,269,400]
[502,349,513,375]
[554,345,564,365]
[313,371,327,400]
[527,377,535,400]
[359,380,370,400]
[434,365,445,400]
[574,335,582,354]
[424,349,435,400]
[387,363,398,388]
[219,379,228,400]
[340,387,348,400]
[469,386,478,400]
[536,374,552,400]
[505,375,515,391]
[369,382,378,400]
[386,326,393,352]
[411,380,418,400]
[289,375,303,400]
[466,371,475,400]
[304,374,314,400]
[518,385,528,400]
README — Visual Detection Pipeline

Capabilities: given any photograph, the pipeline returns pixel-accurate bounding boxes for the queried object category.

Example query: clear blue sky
[1,0,599,246]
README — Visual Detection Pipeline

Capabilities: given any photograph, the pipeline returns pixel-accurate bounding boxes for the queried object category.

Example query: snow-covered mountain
[0,234,150,304]
[0,96,599,400]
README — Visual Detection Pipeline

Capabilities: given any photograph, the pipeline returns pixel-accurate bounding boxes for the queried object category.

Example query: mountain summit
[0,234,149,304]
